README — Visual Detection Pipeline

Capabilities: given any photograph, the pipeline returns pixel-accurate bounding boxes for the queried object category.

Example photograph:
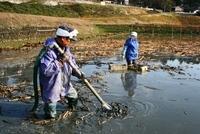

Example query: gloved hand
[72,69,85,79]
[78,71,85,79]
[58,54,69,65]
[122,54,125,59]
[121,51,125,59]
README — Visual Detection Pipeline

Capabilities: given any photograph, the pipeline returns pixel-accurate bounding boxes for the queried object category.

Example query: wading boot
[44,103,57,120]
[67,97,78,111]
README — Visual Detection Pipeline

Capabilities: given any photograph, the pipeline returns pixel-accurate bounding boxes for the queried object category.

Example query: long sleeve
[63,48,80,78]
[40,50,61,77]
[122,38,130,57]
[122,45,128,56]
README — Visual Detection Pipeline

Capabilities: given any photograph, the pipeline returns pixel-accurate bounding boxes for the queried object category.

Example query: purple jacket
[39,38,78,103]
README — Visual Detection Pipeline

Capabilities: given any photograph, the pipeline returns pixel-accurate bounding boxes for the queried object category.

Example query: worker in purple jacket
[39,25,79,119]
[122,31,139,66]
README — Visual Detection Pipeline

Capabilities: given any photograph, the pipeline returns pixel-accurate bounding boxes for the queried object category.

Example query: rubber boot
[44,102,57,119]
[67,97,78,111]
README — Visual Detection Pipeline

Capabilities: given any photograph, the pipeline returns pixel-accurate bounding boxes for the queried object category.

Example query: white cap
[130,31,137,38]
[56,26,78,41]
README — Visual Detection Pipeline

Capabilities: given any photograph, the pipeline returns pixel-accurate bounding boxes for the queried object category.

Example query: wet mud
[0,35,200,133]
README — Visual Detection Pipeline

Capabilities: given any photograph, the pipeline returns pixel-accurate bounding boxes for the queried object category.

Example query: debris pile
[93,102,128,125]
[0,83,32,102]
[97,102,128,118]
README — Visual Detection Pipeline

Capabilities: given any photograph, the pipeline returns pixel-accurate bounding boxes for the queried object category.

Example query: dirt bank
[1,12,200,32]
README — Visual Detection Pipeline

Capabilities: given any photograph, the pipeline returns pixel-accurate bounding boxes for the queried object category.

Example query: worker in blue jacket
[122,31,139,66]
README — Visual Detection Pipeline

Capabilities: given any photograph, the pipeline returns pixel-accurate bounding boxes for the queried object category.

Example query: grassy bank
[96,24,200,37]
[0,24,199,50]
[0,2,127,17]
[0,2,199,50]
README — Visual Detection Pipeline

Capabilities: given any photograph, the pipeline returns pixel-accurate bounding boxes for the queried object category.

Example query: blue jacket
[122,37,139,61]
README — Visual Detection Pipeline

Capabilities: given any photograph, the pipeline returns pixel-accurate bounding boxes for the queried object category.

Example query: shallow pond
[0,56,200,134]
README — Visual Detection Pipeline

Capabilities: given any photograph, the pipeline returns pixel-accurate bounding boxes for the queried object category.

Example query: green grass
[0,34,47,49]
[0,2,199,49]
[0,2,124,17]
[96,24,200,36]
[0,23,199,49]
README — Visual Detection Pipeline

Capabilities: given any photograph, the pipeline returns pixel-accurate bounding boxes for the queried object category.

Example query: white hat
[130,31,137,37]
[56,26,78,41]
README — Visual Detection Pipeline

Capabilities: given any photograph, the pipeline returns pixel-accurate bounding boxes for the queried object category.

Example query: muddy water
[0,56,200,134]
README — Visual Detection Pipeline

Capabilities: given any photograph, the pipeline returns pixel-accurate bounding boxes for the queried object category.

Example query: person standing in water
[122,31,139,66]
[39,25,80,119]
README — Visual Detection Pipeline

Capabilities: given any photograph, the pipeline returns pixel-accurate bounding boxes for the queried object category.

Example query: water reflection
[0,63,33,86]
[0,55,200,134]
[121,72,137,97]
[158,56,200,65]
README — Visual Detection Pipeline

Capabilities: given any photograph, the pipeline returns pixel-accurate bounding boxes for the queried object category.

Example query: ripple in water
[128,100,156,117]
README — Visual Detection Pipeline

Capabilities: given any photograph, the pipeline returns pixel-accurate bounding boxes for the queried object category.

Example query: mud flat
[0,35,200,133]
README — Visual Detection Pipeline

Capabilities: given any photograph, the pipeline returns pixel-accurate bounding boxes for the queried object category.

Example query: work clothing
[39,38,78,118]
[122,37,139,64]
[44,102,57,118]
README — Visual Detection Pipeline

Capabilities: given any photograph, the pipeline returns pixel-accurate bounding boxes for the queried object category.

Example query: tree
[175,0,183,6]
[183,0,200,11]
[162,0,175,12]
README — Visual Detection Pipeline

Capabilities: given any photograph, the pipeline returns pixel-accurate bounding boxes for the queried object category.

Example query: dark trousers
[126,59,136,66]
